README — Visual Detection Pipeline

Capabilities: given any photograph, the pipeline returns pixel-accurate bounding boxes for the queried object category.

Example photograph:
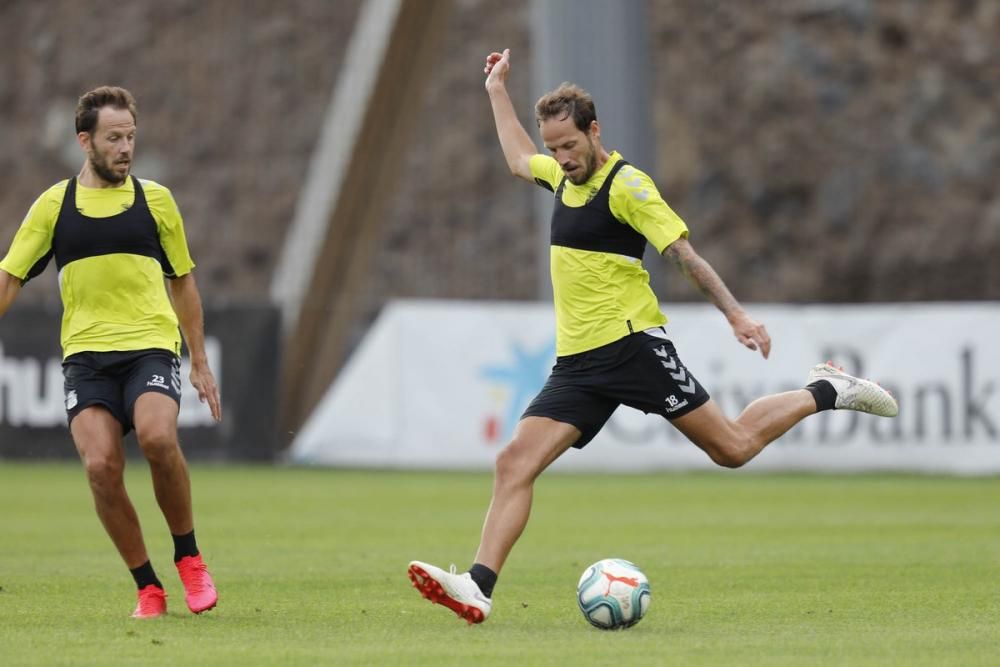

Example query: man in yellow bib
[408,49,898,624]
[0,87,220,618]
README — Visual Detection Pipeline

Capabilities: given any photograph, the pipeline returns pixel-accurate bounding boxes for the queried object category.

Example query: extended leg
[672,362,898,468]
[408,416,580,624]
[671,392,816,468]
[473,417,581,572]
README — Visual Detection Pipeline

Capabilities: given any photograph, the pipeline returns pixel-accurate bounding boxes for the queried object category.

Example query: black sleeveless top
[549,159,647,260]
[25,176,174,281]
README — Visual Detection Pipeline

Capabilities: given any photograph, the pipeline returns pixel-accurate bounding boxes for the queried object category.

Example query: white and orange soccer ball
[576,558,651,630]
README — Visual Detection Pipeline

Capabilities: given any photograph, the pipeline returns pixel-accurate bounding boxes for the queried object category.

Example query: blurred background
[0,0,997,463]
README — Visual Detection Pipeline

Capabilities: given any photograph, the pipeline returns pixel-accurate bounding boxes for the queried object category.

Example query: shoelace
[137,588,165,613]
[180,559,210,593]
[829,360,895,397]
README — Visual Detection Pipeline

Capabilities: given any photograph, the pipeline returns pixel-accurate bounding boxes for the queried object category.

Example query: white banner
[290,300,1000,475]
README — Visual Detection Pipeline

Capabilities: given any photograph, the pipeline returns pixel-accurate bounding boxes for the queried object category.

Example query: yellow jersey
[0,176,195,358]
[530,151,688,356]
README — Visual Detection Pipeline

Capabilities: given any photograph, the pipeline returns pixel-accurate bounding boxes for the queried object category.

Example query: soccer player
[0,86,220,619]
[407,49,898,624]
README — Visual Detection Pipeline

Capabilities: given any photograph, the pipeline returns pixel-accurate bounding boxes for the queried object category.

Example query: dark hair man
[407,50,897,624]
[0,86,221,619]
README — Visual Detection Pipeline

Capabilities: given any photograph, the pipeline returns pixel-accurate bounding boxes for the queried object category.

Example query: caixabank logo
[479,337,556,445]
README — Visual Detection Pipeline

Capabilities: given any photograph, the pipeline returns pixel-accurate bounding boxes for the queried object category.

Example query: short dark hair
[534,82,597,131]
[75,86,137,134]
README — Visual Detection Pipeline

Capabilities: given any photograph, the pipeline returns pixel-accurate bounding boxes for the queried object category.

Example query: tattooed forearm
[663,238,744,321]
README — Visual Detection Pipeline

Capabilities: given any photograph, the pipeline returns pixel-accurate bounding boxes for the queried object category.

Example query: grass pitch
[1,462,997,666]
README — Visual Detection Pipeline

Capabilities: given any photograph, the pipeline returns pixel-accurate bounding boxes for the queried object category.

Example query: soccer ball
[576,558,651,630]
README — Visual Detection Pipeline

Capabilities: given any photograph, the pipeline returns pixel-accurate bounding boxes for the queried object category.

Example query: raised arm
[484,49,537,182]
[0,269,22,318]
[662,237,771,359]
[168,272,222,421]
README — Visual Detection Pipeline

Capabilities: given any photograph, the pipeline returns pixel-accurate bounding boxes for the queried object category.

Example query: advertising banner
[291,300,1000,475]
[0,305,280,460]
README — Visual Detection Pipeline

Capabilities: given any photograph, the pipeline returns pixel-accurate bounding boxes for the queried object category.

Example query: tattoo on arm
[663,239,743,319]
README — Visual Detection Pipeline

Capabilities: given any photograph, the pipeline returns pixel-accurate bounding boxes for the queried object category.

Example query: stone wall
[646,0,999,303]
[1,0,996,324]
[0,0,361,305]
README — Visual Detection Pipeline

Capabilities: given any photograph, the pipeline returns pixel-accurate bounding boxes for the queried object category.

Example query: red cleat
[176,554,218,614]
[131,584,167,619]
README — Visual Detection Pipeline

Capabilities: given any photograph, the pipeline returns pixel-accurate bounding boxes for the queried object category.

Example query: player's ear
[77,131,92,152]
[589,120,600,140]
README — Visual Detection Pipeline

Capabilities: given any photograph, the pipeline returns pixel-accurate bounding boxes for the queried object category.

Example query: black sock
[130,560,162,590]
[806,379,838,412]
[468,563,497,598]
[172,530,199,562]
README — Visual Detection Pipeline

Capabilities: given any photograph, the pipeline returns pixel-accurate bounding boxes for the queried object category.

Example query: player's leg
[129,351,217,614]
[474,416,581,573]
[631,333,897,468]
[132,391,217,613]
[132,393,190,534]
[70,405,166,618]
[615,332,804,468]
[66,353,168,617]
[670,392,816,468]
[71,406,149,567]
[132,391,219,614]
[408,416,581,624]
[409,352,617,624]
[671,361,899,468]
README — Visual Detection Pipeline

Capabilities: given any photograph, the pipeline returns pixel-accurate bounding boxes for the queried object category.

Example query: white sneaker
[807,362,899,417]
[407,561,492,624]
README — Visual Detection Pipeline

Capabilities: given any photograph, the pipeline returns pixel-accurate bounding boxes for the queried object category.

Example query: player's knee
[494,438,534,486]
[494,442,521,482]
[709,447,749,469]
[701,435,753,469]
[82,453,124,487]
[136,426,179,462]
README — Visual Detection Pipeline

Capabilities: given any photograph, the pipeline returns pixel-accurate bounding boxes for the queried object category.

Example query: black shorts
[521,329,710,448]
[63,349,182,434]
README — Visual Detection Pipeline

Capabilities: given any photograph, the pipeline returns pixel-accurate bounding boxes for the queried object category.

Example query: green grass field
[1,462,998,666]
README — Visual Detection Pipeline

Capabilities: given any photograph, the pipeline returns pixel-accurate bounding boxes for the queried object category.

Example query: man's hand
[483,47,535,180]
[189,362,222,422]
[730,311,771,359]
[484,49,511,90]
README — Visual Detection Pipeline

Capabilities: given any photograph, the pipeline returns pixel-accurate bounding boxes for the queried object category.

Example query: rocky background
[0,0,361,304]
[2,0,997,319]
[647,0,999,303]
